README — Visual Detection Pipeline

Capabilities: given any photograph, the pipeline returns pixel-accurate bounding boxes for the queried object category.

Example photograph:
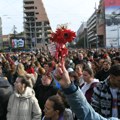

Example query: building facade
[97,0,105,48]
[76,22,87,48]
[87,11,97,48]
[76,0,106,49]
[0,17,3,49]
[23,0,52,49]
[2,35,9,49]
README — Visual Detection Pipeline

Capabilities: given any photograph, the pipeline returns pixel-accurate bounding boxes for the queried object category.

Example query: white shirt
[81,79,99,95]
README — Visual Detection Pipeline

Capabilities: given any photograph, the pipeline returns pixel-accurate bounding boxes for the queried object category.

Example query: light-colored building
[76,0,106,49]
[23,0,52,49]
[76,22,87,48]
[87,11,98,48]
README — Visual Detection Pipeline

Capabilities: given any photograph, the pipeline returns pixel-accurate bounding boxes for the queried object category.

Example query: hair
[48,95,65,115]
[109,64,120,76]
[18,76,31,88]
[83,67,94,77]
[57,90,70,108]
[17,63,26,76]
[34,61,40,67]
[75,64,84,71]
[103,59,111,65]
[69,71,79,81]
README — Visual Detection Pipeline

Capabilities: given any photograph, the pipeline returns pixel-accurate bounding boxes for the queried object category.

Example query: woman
[81,67,99,103]
[42,95,73,120]
[7,76,41,120]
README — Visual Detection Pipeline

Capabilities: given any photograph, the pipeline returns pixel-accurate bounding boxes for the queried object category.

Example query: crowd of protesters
[0,47,120,120]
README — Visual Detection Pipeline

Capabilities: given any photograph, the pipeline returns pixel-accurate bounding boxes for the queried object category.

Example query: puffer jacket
[7,87,42,120]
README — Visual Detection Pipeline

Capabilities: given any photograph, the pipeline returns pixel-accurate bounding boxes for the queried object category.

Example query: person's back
[0,77,13,120]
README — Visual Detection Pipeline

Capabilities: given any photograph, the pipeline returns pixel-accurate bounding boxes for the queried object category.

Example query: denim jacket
[63,83,118,120]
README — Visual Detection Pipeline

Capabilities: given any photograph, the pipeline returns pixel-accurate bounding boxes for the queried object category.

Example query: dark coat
[95,69,110,81]
[0,77,13,120]
[34,80,58,117]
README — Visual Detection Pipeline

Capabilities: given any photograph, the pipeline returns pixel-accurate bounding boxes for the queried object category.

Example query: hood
[15,87,35,99]
[0,77,11,87]
[92,78,99,83]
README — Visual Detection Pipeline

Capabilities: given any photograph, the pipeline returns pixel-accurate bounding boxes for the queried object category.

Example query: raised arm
[54,61,118,120]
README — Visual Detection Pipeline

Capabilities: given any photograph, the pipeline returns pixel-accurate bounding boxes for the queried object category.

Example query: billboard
[12,38,25,48]
[105,0,120,48]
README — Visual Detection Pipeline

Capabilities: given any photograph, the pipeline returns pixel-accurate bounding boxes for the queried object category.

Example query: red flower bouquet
[50,26,76,61]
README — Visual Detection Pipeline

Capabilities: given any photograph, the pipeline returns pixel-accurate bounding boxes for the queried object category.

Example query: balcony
[24,9,35,13]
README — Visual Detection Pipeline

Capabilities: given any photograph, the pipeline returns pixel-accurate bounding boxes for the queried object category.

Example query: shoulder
[63,108,73,120]
[90,82,99,88]
[95,79,108,89]
[29,94,38,104]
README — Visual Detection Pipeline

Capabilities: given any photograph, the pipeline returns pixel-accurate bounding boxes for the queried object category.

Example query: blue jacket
[63,83,118,120]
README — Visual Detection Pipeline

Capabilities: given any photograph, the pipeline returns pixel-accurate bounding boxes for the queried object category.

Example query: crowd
[0,47,120,120]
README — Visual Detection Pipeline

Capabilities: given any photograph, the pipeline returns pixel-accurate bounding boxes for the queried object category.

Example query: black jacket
[34,80,58,117]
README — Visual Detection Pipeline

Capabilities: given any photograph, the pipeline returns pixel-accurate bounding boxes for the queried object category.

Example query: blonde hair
[17,63,26,77]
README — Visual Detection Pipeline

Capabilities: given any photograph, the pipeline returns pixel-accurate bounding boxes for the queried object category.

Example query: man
[54,61,118,120]
[34,74,58,117]
[92,64,120,118]
[95,59,111,81]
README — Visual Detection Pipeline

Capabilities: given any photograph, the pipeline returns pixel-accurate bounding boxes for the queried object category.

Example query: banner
[48,43,56,56]
[105,0,120,48]
[105,0,120,7]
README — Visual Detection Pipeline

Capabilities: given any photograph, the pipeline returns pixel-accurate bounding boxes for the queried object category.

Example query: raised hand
[54,61,71,88]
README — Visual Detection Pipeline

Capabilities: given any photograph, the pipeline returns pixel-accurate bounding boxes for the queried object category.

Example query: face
[78,53,83,60]
[44,100,57,118]
[44,64,49,71]
[41,75,52,86]
[102,62,111,70]
[99,59,104,67]
[110,75,120,88]
[14,77,25,94]
[91,63,96,69]
[83,71,91,83]
[75,65,82,76]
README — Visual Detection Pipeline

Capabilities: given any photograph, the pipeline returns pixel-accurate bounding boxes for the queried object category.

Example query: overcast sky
[0,0,100,35]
